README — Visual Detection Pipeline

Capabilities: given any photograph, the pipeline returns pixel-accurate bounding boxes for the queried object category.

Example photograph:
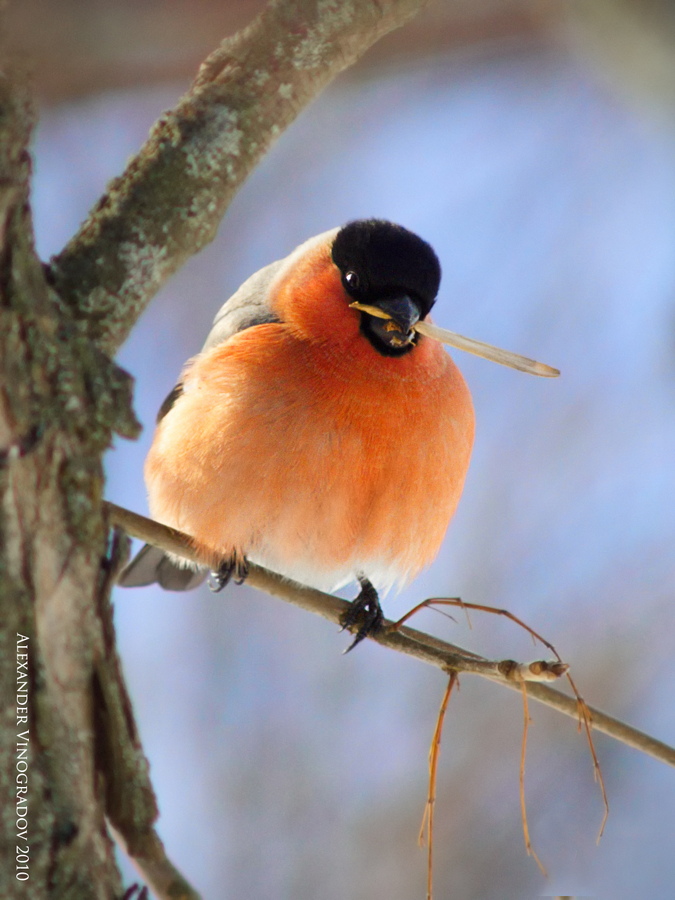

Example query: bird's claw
[208,557,249,592]
[341,578,384,652]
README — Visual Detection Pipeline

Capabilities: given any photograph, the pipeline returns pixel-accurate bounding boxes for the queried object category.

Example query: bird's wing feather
[156,259,286,422]
[201,258,285,352]
[202,228,340,352]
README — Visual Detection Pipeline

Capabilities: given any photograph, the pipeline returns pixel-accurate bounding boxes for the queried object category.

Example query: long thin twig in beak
[349,302,559,378]
[413,321,560,378]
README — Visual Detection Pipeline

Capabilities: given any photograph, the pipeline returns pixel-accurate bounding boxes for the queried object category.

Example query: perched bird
[118,219,557,647]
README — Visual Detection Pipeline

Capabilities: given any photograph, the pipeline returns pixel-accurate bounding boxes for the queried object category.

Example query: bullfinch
[118,220,557,647]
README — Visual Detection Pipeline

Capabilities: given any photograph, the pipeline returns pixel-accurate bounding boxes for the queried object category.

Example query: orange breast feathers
[145,241,475,592]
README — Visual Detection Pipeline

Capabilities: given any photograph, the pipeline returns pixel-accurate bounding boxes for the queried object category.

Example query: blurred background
[13,0,675,897]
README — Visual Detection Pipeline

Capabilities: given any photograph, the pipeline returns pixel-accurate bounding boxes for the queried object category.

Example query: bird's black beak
[376,295,420,334]
[349,296,421,353]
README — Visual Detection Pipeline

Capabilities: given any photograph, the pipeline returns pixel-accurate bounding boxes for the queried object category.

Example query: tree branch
[49,0,431,357]
[105,502,675,770]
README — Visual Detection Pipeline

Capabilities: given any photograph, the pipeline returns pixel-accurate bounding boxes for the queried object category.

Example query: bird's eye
[345,270,360,290]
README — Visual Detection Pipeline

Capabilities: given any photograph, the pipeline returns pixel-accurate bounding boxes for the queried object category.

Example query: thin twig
[105,501,675,770]
[518,679,547,876]
[419,674,457,900]
[395,596,609,832]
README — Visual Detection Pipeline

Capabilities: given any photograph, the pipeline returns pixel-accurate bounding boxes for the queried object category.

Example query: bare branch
[105,502,675,770]
[49,0,431,356]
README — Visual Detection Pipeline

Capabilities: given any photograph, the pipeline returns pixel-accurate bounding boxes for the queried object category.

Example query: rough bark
[0,71,141,898]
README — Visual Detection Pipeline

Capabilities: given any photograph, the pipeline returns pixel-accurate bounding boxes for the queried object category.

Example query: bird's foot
[208,556,249,592]
[340,577,384,652]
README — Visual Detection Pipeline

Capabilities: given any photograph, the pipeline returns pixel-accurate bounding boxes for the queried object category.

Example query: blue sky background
[33,41,675,899]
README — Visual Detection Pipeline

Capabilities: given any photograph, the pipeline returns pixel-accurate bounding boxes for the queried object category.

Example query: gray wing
[117,544,208,591]
[201,258,285,352]
[156,258,285,423]
[202,228,339,351]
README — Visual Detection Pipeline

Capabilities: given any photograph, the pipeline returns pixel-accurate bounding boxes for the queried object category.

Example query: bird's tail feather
[117,543,207,591]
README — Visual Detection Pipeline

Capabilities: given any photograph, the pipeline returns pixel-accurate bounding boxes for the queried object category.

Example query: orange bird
[119,220,558,647]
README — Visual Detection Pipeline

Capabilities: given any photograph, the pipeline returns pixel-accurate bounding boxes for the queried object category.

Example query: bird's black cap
[331,219,441,319]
